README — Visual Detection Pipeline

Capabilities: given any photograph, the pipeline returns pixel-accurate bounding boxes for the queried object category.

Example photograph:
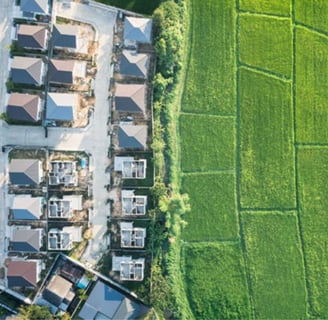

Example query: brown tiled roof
[7,260,38,287]
[7,93,40,122]
[115,84,146,114]
[17,24,47,49]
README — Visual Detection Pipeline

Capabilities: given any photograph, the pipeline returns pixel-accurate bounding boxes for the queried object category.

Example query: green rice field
[175,0,328,318]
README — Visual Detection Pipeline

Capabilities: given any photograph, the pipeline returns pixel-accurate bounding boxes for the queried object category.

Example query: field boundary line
[240,207,297,212]
[296,143,328,148]
[184,239,240,246]
[181,169,235,176]
[238,10,290,20]
[180,111,236,118]
[236,4,256,318]
[295,21,328,41]
[292,0,313,315]
[239,63,291,82]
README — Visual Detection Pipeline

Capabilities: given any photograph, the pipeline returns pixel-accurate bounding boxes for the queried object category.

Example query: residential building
[112,256,145,281]
[7,93,42,122]
[10,227,43,252]
[124,17,152,45]
[10,194,43,220]
[48,161,78,186]
[114,156,147,179]
[48,59,86,84]
[48,226,82,250]
[9,159,43,185]
[120,50,149,78]
[11,56,45,86]
[17,24,48,50]
[7,259,41,288]
[120,222,146,248]
[46,92,78,122]
[48,195,83,219]
[20,0,49,16]
[121,190,147,216]
[117,124,148,150]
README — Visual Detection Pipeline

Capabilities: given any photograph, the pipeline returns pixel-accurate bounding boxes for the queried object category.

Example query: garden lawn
[180,114,235,172]
[183,242,251,320]
[239,67,296,209]
[295,0,328,32]
[298,147,328,317]
[295,27,328,143]
[243,211,307,319]
[239,0,291,16]
[182,0,235,114]
[238,14,292,78]
[181,172,238,241]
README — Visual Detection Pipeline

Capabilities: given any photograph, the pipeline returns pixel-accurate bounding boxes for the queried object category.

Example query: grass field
[295,0,328,32]
[180,114,235,172]
[298,148,328,317]
[97,0,159,14]
[238,14,292,78]
[242,211,307,318]
[183,242,251,320]
[295,27,328,143]
[181,0,235,114]
[181,172,238,241]
[239,0,291,16]
[239,67,296,209]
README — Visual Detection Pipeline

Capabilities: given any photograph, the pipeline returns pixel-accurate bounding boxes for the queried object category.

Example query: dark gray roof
[46,92,76,121]
[7,93,40,122]
[9,159,42,185]
[17,24,48,49]
[124,17,152,43]
[120,50,149,78]
[20,0,48,14]
[115,84,146,114]
[48,59,74,84]
[78,280,141,320]
[11,56,43,85]
[52,24,78,49]
[118,125,147,149]
[11,229,42,252]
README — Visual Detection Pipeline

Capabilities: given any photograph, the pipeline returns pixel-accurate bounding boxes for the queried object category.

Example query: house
[48,226,82,250]
[7,259,41,288]
[117,124,148,150]
[10,227,43,252]
[17,24,48,50]
[124,17,152,44]
[10,194,43,220]
[112,256,145,281]
[48,195,82,218]
[52,24,88,54]
[121,190,147,216]
[120,222,146,248]
[20,0,49,15]
[114,84,146,115]
[48,161,78,186]
[48,59,86,84]
[114,156,147,179]
[46,92,78,121]
[7,93,42,122]
[78,280,146,320]
[11,56,45,86]
[9,159,43,185]
[120,50,149,78]
[43,274,75,310]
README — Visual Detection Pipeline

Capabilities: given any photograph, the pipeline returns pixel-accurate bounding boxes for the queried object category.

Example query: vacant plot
[298,147,328,317]
[183,242,251,319]
[239,67,296,209]
[238,14,292,78]
[180,114,235,172]
[295,0,328,32]
[97,0,159,14]
[239,0,291,16]
[182,0,235,114]
[295,27,328,143]
[243,211,307,318]
[181,172,238,241]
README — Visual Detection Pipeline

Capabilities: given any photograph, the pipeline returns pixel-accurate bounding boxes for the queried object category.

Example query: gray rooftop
[48,59,75,84]
[46,92,77,121]
[7,93,40,122]
[124,17,152,43]
[118,124,148,150]
[115,84,146,114]
[120,50,149,78]
[20,0,48,14]
[11,195,42,220]
[11,56,44,85]
[52,24,78,49]
[9,159,42,185]
[11,228,42,252]
[17,24,48,49]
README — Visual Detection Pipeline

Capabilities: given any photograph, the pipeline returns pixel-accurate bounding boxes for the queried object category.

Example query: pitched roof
[118,125,148,149]
[7,260,38,288]
[11,56,43,85]
[48,59,75,84]
[17,24,47,49]
[115,84,146,114]
[11,229,42,252]
[43,274,72,307]
[7,93,40,122]
[46,92,77,121]
[9,159,42,185]
[20,0,48,14]
[11,195,42,220]
[120,50,149,78]
[52,24,78,49]
[124,17,152,43]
